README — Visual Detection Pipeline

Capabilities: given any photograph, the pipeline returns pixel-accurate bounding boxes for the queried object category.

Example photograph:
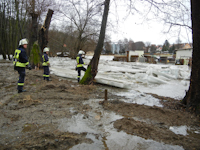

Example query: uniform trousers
[17,67,25,91]
[77,66,86,82]
[43,66,50,80]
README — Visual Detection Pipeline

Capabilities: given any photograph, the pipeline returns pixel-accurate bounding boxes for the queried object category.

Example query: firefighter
[13,38,31,93]
[42,47,51,81]
[76,50,86,82]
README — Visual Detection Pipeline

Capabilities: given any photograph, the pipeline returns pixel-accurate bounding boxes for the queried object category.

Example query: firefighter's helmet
[43,47,50,52]
[78,50,85,55]
[19,38,28,46]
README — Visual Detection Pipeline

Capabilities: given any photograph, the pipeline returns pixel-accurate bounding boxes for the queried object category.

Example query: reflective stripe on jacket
[42,53,49,66]
[76,55,84,67]
[13,49,29,67]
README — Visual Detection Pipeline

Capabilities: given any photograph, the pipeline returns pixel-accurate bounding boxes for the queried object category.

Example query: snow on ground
[49,55,190,107]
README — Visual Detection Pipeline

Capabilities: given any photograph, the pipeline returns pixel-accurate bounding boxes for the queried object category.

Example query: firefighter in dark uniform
[13,38,31,93]
[76,50,86,82]
[42,47,51,81]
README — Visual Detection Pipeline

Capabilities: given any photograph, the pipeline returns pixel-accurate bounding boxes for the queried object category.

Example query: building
[175,43,192,65]
[112,43,120,54]
[126,50,144,62]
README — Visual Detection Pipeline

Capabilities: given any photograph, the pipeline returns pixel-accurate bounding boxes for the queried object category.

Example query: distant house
[156,46,162,53]
[113,50,145,62]
[126,50,144,62]
[175,43,192,65]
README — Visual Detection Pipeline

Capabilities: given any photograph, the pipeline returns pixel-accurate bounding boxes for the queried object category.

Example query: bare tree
[48,26,69,56]
[128,39,135,50]
[38,9,54,51]
[0,0,29,60]
[80,0,110,84]
[0,0,56,60]
[0,0,9,59]
[26,0,56,56]
[175,37,182,49]
[145,42,151,53]
[59,0,103,58]
[123,0,191,43]
[104,40,112,54]
[182,0,200,114]
[150,44,157,53]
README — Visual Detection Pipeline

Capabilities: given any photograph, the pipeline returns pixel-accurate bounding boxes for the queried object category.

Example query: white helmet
[43,47,50,52]
[19,38,28,46]
[78,50,85,55]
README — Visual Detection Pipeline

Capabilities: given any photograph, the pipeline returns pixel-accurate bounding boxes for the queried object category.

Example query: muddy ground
[0,59,200,150]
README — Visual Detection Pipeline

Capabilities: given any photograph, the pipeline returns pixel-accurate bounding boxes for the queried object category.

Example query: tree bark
[182,0,200,114]
[80,0,110,84]
[29,13,39,57]
[0,1,7,60]
[39,9,54,52]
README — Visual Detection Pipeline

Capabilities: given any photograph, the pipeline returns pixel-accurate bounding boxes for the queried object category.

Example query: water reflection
[57,99,184,150]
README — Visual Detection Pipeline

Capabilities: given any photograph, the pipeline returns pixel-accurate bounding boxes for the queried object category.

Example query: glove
[27,64,32,70]
[14,63,17,71]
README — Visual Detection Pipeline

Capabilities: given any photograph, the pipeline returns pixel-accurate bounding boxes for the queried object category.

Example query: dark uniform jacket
[13,47,29,67]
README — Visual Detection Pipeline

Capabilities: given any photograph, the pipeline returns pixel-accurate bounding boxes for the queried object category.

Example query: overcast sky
[109,16,192,45]
[51,0,192,46]
[108,0,192,46]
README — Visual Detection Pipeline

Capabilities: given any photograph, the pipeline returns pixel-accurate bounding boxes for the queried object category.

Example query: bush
[30,41,41,68]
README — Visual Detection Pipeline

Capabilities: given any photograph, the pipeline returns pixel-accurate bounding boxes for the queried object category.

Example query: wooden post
[127,51,129,62]
[105,89,107,101]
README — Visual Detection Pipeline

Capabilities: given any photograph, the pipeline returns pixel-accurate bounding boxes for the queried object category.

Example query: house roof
[126,50,144,52]
[183,43,192,49]
[175,43,193,51]
[176,48,193,51]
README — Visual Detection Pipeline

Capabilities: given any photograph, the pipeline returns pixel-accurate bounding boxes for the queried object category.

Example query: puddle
[105,128,184,150]
[70,133,105,150]
[58,113,100,134]
[57,99,184,150]
[114,90,163,107]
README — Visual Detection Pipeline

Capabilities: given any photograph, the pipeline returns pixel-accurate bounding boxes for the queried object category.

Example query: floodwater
[57,99,184,150]
[114,89,163,107]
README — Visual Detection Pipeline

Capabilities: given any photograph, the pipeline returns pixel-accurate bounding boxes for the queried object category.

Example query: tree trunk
[182,0,200,114]
[80,0,110,84]
[39,9,54,52]
[29,13,39,57]
[0,1,7,60]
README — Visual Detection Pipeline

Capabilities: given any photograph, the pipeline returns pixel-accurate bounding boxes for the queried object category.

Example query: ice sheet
[49,56,190,100]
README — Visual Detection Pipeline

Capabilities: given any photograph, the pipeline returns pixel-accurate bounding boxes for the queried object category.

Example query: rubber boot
[18,89,27,93]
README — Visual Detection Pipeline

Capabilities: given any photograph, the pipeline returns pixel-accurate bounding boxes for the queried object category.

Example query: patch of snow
[169,126,188,136]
